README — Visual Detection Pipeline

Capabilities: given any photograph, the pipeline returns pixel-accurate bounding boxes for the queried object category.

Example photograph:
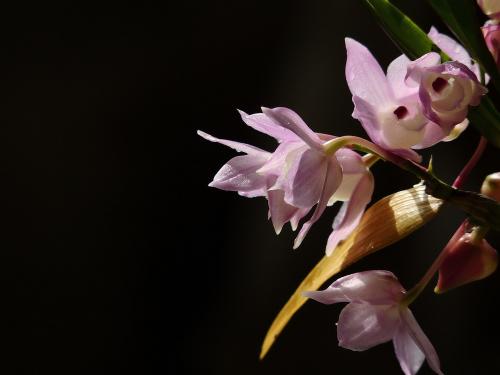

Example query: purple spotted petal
[400,309,443,375]
[352,96,422,162]
[345,38,395,107]
[261,107,323,151]
[237,109,298,142]
[337,302,400,351]
[393,322,426,375]
[293,158,342,248]
[326,171,374,255]
[305,270,405,307]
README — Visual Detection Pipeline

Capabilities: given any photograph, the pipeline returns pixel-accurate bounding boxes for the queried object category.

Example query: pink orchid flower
[198,107,374,253]
[345,37,486,152]
[305,271,443,375]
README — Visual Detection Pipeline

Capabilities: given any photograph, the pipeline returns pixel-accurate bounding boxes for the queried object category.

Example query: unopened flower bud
[478,0,500,20]
[482,21,500,68]
[481,172,500,201]
[435,230,498,294]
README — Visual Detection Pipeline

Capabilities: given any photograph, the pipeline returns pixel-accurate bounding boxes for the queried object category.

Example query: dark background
[0,1,498,374]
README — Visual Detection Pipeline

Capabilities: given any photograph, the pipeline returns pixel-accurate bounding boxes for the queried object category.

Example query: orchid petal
[405,52,441,86]
[326,172,374,256]
[276,148,328,208]
[267,189,301,235]
[290,207,310,231]
[257,141,304,177]
[400,309,443,375]
[293,158,342,248]
[345,38,395,108]
[442,119,469,142]
[335,148,365,174]
[352,96,422,161]
[197,130,269,156]
[351,95,384,144]
[337,302,400,351]
[387,55,417,99]
[237,109,297,142]
[393,322,426,375]
[411,121,449,149]
[209,154,269,193]
[413,118,468,149]
[306,270,404,305]
[261,107,323,151]
[428,26,481,79]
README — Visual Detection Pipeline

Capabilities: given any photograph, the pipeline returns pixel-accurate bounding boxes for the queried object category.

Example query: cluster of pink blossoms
[199,7,499,375]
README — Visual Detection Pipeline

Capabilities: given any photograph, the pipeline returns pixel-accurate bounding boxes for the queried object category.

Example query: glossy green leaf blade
[468,96,500,147]
[363,0,442,60]
[427,0,500,93]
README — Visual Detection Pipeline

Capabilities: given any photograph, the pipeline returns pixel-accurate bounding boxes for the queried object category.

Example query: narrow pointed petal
[400,309,443,375]
[306,270,405,305]
[197,130,269,156]
[393,323,426,375]
[261,107,323,151]
[209,154,269,193]
[293,158,342,248]
[290,207,310,231]
[345,38,395,108]
[237,109,297,142]
[337,302,400,351]
[326,172,375,256]
[267,189,301,234]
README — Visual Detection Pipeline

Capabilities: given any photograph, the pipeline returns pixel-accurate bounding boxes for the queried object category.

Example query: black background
[0,1,499,374]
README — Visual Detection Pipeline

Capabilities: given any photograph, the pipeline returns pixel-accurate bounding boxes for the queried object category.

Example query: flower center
[393,106,409,120]
[432,77,449,93]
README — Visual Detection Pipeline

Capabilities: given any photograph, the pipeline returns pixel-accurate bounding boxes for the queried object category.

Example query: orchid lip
[393,106,409,120]
[432,77,448,93]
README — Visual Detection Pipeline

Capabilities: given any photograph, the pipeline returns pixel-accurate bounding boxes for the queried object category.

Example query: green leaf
[427,0,500,94]
[362,0,500,147]
[363,0,446,60]
[468,96,500,148]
